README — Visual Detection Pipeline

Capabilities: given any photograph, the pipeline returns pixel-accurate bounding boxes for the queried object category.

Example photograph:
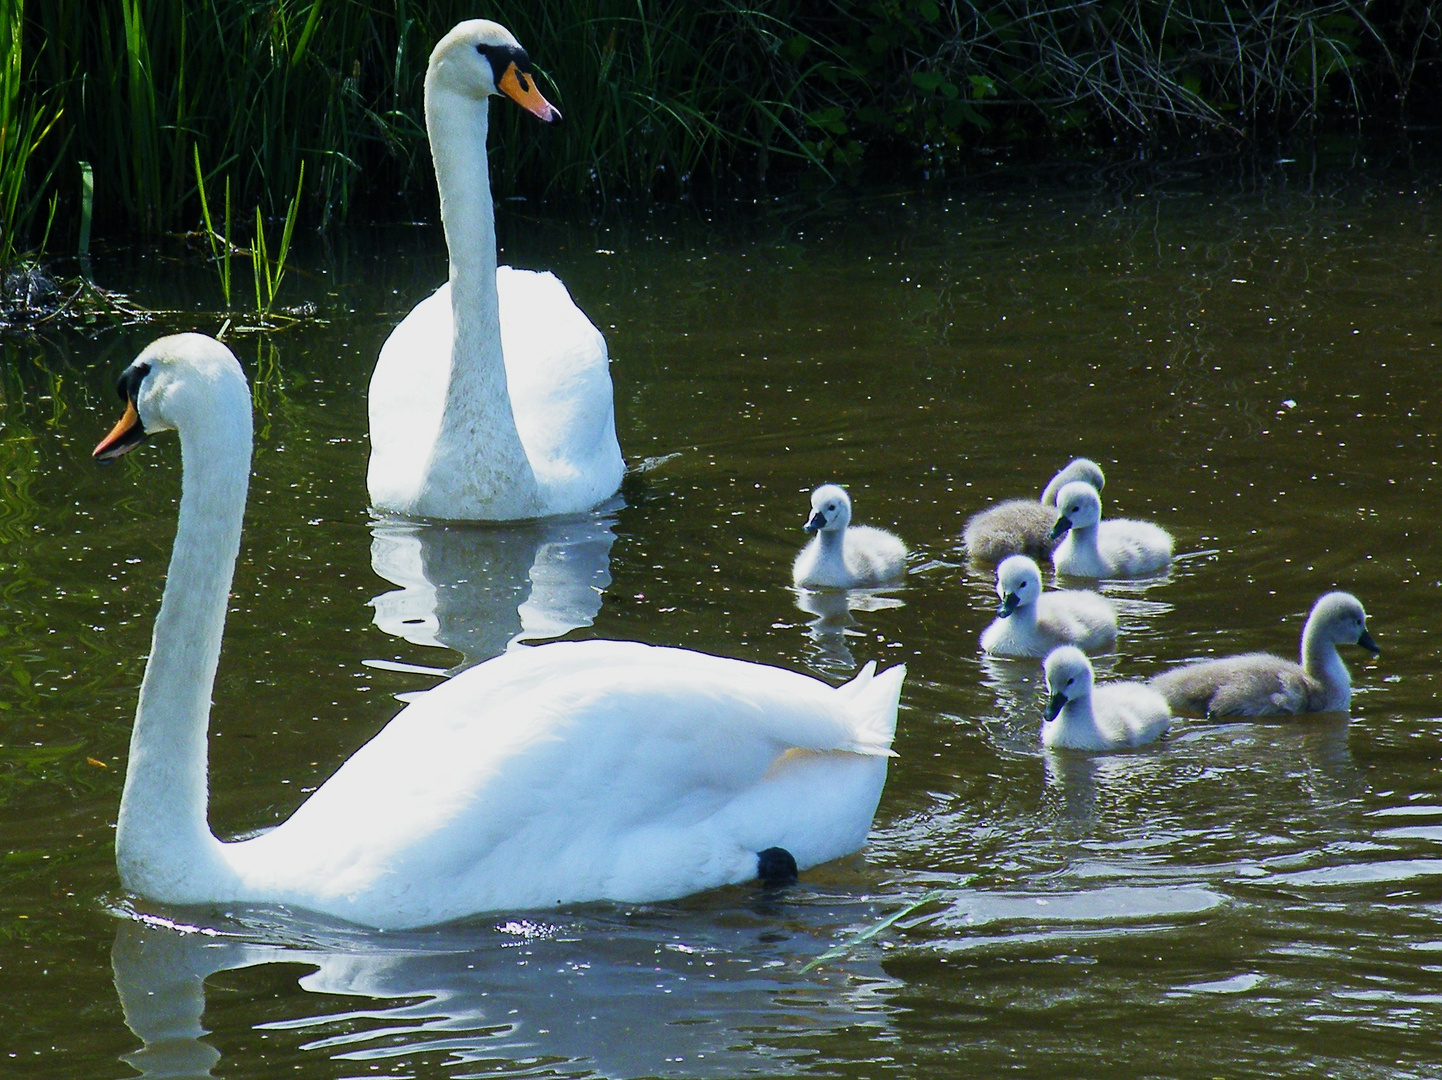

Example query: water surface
[3,161,1442,1077]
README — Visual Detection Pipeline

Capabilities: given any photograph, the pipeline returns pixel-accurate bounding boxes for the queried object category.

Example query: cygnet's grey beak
[1358,628,1380,654]
[997,593,1020,618]
[1049,516,1073,540]
[804,511,826,534]
[1044,690,1068,722]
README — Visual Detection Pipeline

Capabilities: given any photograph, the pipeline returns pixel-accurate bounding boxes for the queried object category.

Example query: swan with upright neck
[980,555,1116,658]
[792,484,908,590]
[97,335,904,929]
[1148,592,1378,717]
[368,21,624,521]
[1049,481,1173,578]
[1042,646,1171,752]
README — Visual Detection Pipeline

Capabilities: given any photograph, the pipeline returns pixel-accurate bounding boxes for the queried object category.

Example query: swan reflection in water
[793,587,905,673]
[112,892,901,1080]
[369,504,618,672]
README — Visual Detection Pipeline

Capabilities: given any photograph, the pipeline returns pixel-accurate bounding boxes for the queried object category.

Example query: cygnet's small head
[427,20,560,121]
[1043,645,1094,721]
[1042,457,1106,505]
[995,555,1044,617]
[1049,481,1103,539]
[94,334,249,461]
[1309,591,1380,653]
[804,484,853,534]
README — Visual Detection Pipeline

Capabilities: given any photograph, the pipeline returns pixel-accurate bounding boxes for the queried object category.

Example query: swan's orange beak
[94,400,147,462]
[499,63,561,123]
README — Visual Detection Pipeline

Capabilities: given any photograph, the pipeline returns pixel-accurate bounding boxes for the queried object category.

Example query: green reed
[1,0,1435,268]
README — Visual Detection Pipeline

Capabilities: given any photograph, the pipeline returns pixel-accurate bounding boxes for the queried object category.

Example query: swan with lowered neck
[368,20,624,521]
[98,335,904,929]
[1148,591,1378,718]
[961,458,1105,565]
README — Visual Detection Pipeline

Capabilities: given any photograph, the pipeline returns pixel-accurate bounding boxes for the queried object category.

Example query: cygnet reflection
[793,587,905,672]
[370,506,618,671]
[111,897,901,1080]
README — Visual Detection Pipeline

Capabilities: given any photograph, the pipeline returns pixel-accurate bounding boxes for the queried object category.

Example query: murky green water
[5,160,1442,1077]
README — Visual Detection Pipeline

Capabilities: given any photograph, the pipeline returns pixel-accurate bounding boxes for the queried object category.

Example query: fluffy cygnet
[1148,591,1378,718]
[793,484,908,589]
[1050,481,1173,578]
[1042,646,1171,752]
[980,555,1117,658]
[962,458,1105,564]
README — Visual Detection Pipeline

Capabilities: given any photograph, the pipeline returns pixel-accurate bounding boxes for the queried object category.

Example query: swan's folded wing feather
[254,643,901,895]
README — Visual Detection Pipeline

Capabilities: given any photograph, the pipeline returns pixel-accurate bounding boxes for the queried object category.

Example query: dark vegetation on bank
[4,0,1441,277]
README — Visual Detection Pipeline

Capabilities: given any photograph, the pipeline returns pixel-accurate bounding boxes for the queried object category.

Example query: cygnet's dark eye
[1066,677,1076,687]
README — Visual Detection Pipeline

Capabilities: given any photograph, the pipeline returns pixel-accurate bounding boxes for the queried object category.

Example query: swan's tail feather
[841,663,904,756]
[836,661,878,700]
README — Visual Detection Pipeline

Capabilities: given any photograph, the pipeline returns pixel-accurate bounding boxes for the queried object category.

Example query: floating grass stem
[799,889,946,973]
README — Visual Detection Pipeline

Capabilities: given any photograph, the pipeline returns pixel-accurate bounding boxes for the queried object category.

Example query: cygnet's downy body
[962,458,1105,564]
[1049,482,1173,578]
[980,555,1117,658]
[793,485,908,590]
[1148,591,1378,718]
[1042,646,1171,752]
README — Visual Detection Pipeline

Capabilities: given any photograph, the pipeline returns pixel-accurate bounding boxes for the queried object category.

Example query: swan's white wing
[499,268,624,507]
[236,642,901,923]
[367,286,451,509]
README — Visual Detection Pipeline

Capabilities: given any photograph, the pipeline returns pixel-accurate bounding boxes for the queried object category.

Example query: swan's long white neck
[115,406,251,899]
[1301,623,1351,710]
[417,80,540,518]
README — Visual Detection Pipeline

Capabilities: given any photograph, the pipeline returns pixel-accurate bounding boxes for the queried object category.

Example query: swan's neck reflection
[370,507,617,671]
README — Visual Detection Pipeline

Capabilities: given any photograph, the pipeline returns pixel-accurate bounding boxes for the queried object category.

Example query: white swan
[1042,646,1170,752]
[962,458,1105,564]
[980,555,1116,658]
[1049,481,1173,578]
[95,335,904,930]
[367,21,624,521]
[792,484,908,589]
[1148,591,1378,718]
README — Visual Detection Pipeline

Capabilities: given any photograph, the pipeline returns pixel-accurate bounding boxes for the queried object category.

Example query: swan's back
[1149,653,1318,718]
[841,525,908,586]
[962,499,1058,563]
[232,642,904,926]
[1089,682,1172,747]
[1096,518,1173,576]
[1037,590,1117,653]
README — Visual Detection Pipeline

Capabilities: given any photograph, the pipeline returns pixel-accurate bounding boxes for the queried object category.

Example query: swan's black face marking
[475,42,533,81]
[1359,628,1380,654]
[1049,514,1073,540]
[117,361,151,405]
[997,592,1020,618]
[804,510,827,534]
[756,846,798,887]
[94,362,152,463]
